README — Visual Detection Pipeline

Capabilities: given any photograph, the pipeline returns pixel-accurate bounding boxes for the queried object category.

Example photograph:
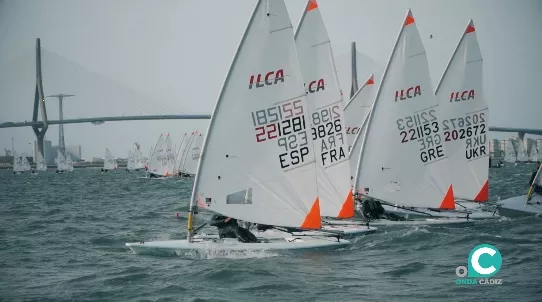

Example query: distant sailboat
[143,134,170,179]
[516,139,528,162]
[173,133,189,176]
[528,144,538,162]
[504,140,516,163]
[178,131,203,178]
[126,150,135,171]
[36,152,47,171]
[12,152,25,174]
[102,148,117,173]
[55,150,67,173]
[65,153,74,172]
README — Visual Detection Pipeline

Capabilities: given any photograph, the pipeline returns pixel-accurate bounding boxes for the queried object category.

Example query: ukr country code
[250,99,311,169]
[441,111,488,160]
[310,103,347,167]
[396,108,445,164]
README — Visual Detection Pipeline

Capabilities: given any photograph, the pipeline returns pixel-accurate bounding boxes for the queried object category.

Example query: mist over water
[1,164,541,301]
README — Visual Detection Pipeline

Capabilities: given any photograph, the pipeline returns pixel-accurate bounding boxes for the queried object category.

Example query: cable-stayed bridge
[0,39,540,157]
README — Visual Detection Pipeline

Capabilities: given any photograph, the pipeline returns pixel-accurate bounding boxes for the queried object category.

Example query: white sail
[295,0,353,218]
[344,74,375,153]
[345,75,375,183]
[174,133,189,174]
[165,134,176,176]
[65,153,74,172]
[148,134,169,176]
[529,144,538,162]
[191,0,321,229]
[13,151,24,172]
[182,131,203,175]
[134,143,145,169]
[504,140,516,163]
[55,150,67,171]
[104,148,117,170]
[538,140,542,162]
[36,152,47,171]
[434,20,488,202]
[516,139,528,162]
[354,10,455,209]
[127,150,135,170]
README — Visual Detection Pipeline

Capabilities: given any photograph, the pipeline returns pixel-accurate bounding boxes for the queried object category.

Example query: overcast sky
[1,0,541,158]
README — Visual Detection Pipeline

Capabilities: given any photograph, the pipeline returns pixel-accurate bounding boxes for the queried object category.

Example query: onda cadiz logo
[456,244,503,285]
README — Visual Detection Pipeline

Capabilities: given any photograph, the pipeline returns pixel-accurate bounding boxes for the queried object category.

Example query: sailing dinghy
[292,0,374,236]
[127,0,350,254]
[351,10,471,226]
[141,134,170,179]
[344,74,375,163]
[36,151,47,172]
[381,20,497,220]
[55,150,67,173]
[497,163,542,217]
[504,140,517,163]
[102,148,117,172]
[13,152,25,174]
[173,133,189,176]
[178,131,203,178]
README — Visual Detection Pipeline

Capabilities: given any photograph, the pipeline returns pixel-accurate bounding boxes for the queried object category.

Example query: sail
[529,144,538,162]
[504,140,516,162]
[13,151,24,172]
[133,143,145,169]
[149,134,169,176]
[36,152,47,171]
[191,0,321,229]
[65,154,74,172]
[55,150,67,171]
[345,75,375,184]
[344,74,375,153]
[538,140,542,162]
[127,150,135,170]
[295,0,353,218]
[165,134,176,176]
[516,139,528,162]
[182,132,203,175]
[104,149,117,170]
[354,10,455,209]
[434,20,488,202]
[174,133,189,174]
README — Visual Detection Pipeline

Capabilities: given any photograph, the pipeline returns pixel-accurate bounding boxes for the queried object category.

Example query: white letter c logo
[471,247,496,275]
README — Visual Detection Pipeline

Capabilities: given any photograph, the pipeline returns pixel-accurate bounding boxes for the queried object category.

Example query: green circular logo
[467,244,502,277]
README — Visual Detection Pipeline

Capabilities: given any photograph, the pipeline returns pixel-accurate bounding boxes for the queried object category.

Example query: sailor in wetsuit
[209,214,259,243]
[529,161,542,194]
[149,172,159,178]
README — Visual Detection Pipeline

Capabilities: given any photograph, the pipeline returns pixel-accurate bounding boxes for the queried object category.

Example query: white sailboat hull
[126,237,350,254]
[196,225,376,240]
[497,195,542,217]
[324,217,473,226]
[381,204,499,220]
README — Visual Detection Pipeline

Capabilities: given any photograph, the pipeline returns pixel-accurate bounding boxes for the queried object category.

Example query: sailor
[209,214,259,243]
[529,161,542,194]
[149,172,159,178]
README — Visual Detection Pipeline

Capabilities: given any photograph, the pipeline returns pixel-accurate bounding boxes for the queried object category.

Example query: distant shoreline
[0,163,128,170]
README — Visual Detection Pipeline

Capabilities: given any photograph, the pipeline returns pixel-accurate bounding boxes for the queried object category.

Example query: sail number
[310,104,347,167]
[251,99,312,169]
[396,108,446,164]
[442,111,488,161]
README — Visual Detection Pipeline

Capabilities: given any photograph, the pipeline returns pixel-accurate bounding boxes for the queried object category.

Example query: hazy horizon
[1,0,541,158]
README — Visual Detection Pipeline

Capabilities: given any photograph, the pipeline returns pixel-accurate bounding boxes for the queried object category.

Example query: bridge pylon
[31,38,49,160]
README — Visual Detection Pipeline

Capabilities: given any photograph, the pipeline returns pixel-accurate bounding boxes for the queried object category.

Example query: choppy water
[1,164,541,302]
